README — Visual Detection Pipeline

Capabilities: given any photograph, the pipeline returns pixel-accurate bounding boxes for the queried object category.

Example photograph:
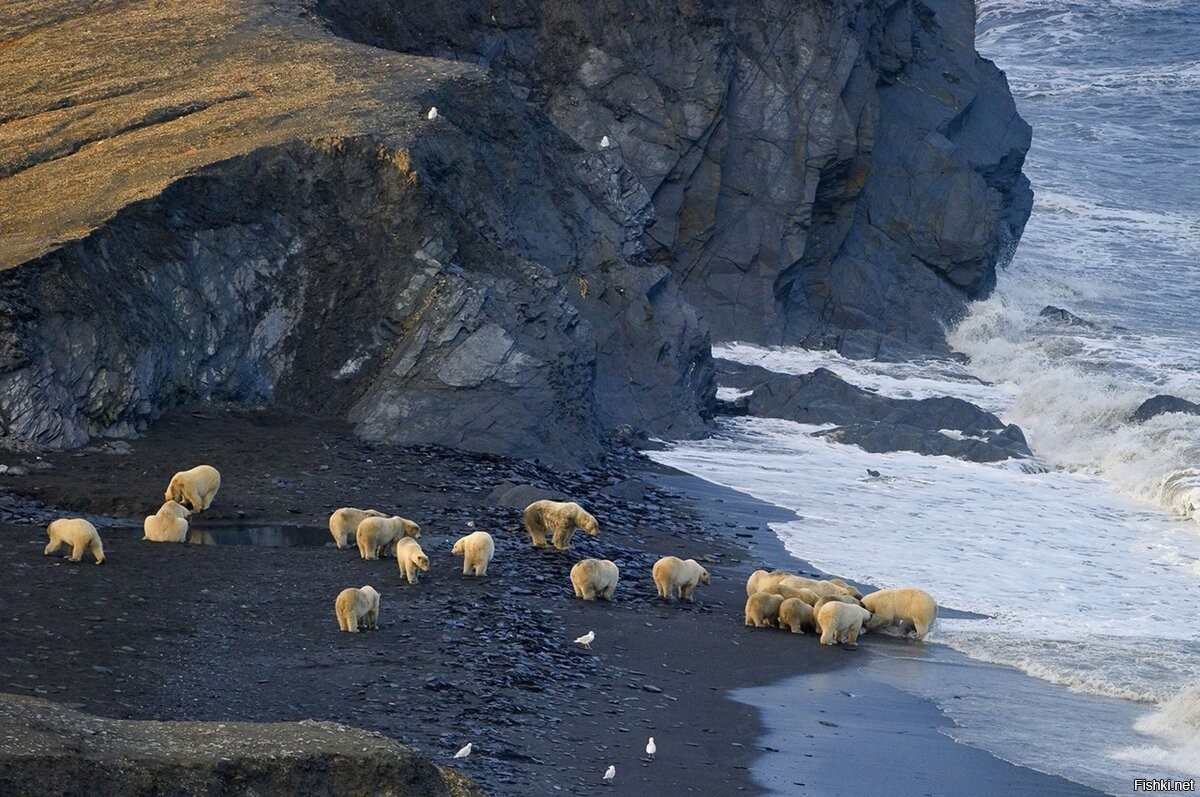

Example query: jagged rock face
[0,0,1030,464]
[0,117,711,464]
[314,0,1033,357]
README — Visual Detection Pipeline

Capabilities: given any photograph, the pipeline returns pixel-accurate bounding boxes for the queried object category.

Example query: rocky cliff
[0,0,1029,461]
[316,0,1032,356]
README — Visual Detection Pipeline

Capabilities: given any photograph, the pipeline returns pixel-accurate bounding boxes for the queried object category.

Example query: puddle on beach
[187,524,330,547]
[122,523,331,547]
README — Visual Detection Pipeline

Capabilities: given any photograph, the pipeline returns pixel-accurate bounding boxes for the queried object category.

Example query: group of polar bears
[329,507,505,632]
[143,464,222,543]
[569,554,711,604]
[328,506,496,586]
[743,568,937,645]
[333,498,716,632]
[43,465,222,563]
[39,468,937,648]
[335,500,622,631]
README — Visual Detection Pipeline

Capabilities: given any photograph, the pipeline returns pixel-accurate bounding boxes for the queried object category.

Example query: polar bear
[811,594,863,632]
[746,569,856,601]
[395,538,430,584]
[143,500,191,543]
[335,585,380,632]
[452,531,495,577]
[570,558,619,601]
[356,515,421,560]
[164,465,221,513]
[861,587,938,639]
[817,602,872,646]
[778,597,817,634]
[813,593,863,610]
[329,507,386,549]
[791,587,821,606]
[828,578,864,599]
[651,556,709,602]
[44,519,105,564]
[744,591,785,628]
[522,500,599,550]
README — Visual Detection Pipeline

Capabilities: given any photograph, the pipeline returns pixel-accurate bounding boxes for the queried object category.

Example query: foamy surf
[1113,687,1200,779]
[947,289,1200,526]
[652,409,1200,792]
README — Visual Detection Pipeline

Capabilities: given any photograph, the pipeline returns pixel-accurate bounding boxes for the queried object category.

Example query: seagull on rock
[600,135,612,149]
[574,630,595,651]
[453,742,472,759]
[427,106,439,121]
[603,764,616,784]
[645,737,656,759]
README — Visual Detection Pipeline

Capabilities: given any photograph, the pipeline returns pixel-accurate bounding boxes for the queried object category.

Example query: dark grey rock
[1039,306,1095,327]
[487,482,569,508]
[817,422,1025,464]
[719,359,1030,462]
[598,478,650,501]
[0,692,481,797]
[1132,395,1200,424]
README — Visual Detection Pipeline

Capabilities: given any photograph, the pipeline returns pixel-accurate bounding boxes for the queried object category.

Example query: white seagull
[600,135,612,149]
[574,630,595,650]
[645,736,656,758]
[427,106,439,121]
[603,764,616,784]
[453,742,472,759]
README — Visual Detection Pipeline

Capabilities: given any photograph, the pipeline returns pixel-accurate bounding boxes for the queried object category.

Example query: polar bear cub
[395,537,430,584]
[356,515,421,560]
[44,519,105,564]
[744,591,785,628]
[335,585,380,632]
[143,500,191,543]
[861,587,938,639]
[329,507,386,549]
[778,597,817,634]
[570,558,619,601]
[164,465,221,513]
[522,500,599,550]
[817,602,872,646]
[452,530,495,577]
[651,556,710,602]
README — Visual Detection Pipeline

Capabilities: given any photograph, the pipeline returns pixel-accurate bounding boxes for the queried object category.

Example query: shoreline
[649,465,1109,797]
[0,407,1106,795]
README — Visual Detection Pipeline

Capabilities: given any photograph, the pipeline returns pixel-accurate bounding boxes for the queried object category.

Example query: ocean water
[654,1,1200,792]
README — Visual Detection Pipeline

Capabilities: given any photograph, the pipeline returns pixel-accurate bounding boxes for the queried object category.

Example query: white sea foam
[1113,687,1200,778]
[947,286,1200,524]
[715,386,752,401]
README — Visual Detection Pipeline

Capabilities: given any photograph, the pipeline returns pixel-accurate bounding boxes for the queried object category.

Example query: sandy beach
[0,408,1106,795]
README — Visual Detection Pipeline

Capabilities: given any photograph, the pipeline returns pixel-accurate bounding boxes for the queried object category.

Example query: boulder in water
[1132,395,1200,424]
[1039,306,1095,327]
